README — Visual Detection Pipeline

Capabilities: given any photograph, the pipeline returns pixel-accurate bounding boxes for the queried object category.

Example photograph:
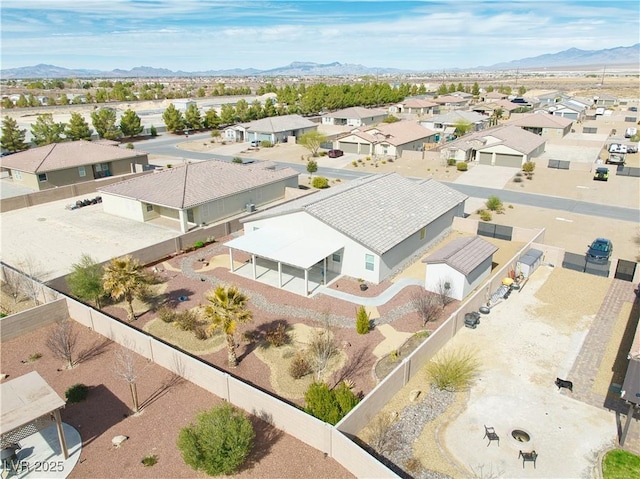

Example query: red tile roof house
[0,140,149,191]
[98,160,299,233]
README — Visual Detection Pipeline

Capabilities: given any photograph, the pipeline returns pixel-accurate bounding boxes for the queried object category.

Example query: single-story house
[390,99,439,115]
[471,100,521,119]
[525,90,569,106]
[420,111,490,138]
[99,160,299,233]
[423,236,499,301]
[321,107,388,127]
[336,121,437,157]
[224,114,318,144]
[546,101,585,121]
[481,91,509,102]
[432,95,470,109]
[224,173,468,294]
[0,140,149,191]
[441,125,546,167]
[508,112,573,138]
[593,94,618,107]
[173,99,197,111]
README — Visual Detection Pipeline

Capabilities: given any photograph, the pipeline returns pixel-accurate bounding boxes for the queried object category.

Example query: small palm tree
[203,285,253,367]
[102,256,151,321]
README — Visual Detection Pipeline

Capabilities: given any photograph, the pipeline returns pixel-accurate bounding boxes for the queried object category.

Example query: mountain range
[1,44,638,79]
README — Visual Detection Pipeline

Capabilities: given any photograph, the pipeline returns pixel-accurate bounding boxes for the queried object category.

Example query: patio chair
[518,450,538,468]
[483,425,499,446]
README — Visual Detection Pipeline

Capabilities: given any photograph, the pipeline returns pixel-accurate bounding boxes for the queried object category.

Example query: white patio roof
[225,228,343,270]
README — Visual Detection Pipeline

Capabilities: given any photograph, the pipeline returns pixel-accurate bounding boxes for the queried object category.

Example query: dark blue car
[586,238,613,264]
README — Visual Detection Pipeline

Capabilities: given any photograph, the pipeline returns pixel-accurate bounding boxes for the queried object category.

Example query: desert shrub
[485,195,503,212]
[355,305,370,334]
[366,156,371,161]
[513,176,523,183]
[368,413,398,455]
[456,162,468,171]
[177,403,254,476]
[515,171,523,177]
[522,161,536,173]
[480,210,492,221]
[289,352,312,379]
[312,176,329,189]
[352,161,358,167]
[150,125,158,137]
[404,458,422,475]
[265,322,290,347]
[447,158,456,166]
[28,352,42,362]
[175,309,200,332]
[260,140,273,148]
[304,381,359,425]
[141,455,158,467]
[157,304,178,323]
[232,157,243,163]
[426,347,480,391]
[65,383,89,403]
[166,164,172,168]
[194,325,208,340]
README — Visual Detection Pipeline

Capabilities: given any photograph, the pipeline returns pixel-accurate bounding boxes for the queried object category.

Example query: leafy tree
[149,125,158,137]
[491,108,504,121]
[311,176,329,189]
[162,103,184,133]
[448,83,457,93]
[485,195,504,212]
[59,93,69,105]
[456,82,464,92]
[184,103,202,130]
[518,86,527,96]
[204,108,221,129]
[472,82,480,96]
[486,85,494,93]
[2,98,13,109]
[299,131,327,157]
[356,305,370,334]
[66,112,93,141]
[31,113,66,146]
[453,120,473,137]
[382,115,400,123]
[15,94,28,108]
[306,159,318,177]
[1,116,28,152]
[119,109,143,138]
[102,255,152,321]
[304,381,359,425]
[247,100,264,120]
[234,99,250,122]
[91,108,120,139]
[263,97,277,117]
[220,104,236,125]
[203,285,253,367]
[67,254,105,307]
[177,403,254,476]
[437,83,448,95]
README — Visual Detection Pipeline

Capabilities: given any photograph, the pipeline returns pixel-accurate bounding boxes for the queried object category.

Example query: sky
[1,0,639,72]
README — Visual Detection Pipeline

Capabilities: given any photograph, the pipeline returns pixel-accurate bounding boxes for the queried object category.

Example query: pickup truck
[606,152,626,165]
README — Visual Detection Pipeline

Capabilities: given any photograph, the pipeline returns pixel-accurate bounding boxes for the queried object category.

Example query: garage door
[360,144,371,155]
[478,152,492,165]
[494,153,523,167]
[338,142,359,154]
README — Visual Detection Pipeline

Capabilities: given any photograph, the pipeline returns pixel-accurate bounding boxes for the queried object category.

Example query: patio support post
[278,262,283,287]
[252,254,257,280]
[304,269,309,296]
[228,248,234,272]
[323,257,327,285]
[178,210,188,233]
[53,408,69,459]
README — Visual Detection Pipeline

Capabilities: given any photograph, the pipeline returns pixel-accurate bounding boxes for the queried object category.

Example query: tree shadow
[331,346,372,388]
[163,288,196,308]
[75,337,112,365]
[240,409,285,472]
[138,371,186,410]
[237,319,293,363]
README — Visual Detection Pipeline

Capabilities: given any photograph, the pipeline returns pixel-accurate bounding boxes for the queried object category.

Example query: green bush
[232,157,243,163]
[352,161,358,167]
[456,162,468,171]
[193,241,204,249]
[150,125,158,137]
[260,140,273,148]
[126,143,134,149]
[289,352,312,379]
[447,158,457,166]
[485,195,503,212]
[513,176,523,183]
[304,381,360,425]
[141,454,158,467]
[355,306,370,334]
[522,161,536,173]
[177,403,254,476]
[602,449,640,479]
[65,383,89,403]
[426,347,480,391]
[312,176,329,189]
[479,210,492,221]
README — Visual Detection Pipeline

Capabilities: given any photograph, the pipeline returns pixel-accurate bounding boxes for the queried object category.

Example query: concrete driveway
[453,164,517,189]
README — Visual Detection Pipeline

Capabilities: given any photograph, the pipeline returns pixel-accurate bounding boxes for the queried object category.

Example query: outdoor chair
[483,425,499,446]
[518,450,538,468]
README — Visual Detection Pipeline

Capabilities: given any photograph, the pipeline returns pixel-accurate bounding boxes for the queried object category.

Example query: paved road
[138,134,640,223]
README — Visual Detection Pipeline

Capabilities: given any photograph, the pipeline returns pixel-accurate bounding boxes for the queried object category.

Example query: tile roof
[445,125,546,155]
[433,95,469,104]
[362,121,436,146]
[98,160,299,209]
[426,111,487,125]
[245,173,467,255]
[323,107,388,119]
[508,112,573,129]
[422,236,498,275]
[402,99,438,108]
[245,114,317,133]
[0,140,147,173]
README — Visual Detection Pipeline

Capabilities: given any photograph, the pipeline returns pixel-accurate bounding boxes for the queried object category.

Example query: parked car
[626,143,638,154]
[625,127,638,138]
[593,167,609,181]
[327,149,344,158]
[609,143,628,154]
[586,238,613,264]
[629,106,638,112]
[250,140,260,147]
[606,153,625,165]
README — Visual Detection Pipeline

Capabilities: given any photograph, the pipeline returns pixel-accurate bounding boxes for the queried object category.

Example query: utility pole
[600,65,606,86]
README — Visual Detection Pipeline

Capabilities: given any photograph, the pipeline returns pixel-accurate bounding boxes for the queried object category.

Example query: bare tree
[16,256,47,306]
[410,290,442,327]
[46,320,78,369]
[436,278,455,307]
[1,265,22,305]
[368,413,399,455]
[308,315,338,381]
[112,343,148,413]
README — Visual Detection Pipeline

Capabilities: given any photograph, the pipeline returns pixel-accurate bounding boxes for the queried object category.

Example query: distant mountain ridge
[1,44,638,79]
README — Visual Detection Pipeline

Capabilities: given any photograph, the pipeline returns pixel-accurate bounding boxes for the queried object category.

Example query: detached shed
[423,236,498,301]
[517,249,544,278]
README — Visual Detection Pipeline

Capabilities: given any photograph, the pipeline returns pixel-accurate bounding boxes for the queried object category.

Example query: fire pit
[511,429,531,443]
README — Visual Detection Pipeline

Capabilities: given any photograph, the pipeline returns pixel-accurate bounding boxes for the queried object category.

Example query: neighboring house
[432,95,470,109]
[0,140,149,191]
[321,107,388,127]
[336,121,437,157]
[508,112,574,138]
[99,160,299,233]
[441,125,546,167]
[482,91,508,102]
[525,90,569,106]
[546,101,585,121]
[593,94,618,107]
[423,236,498,301]
[510,97,541,109]
[224,173,467,293]
[247,114,318,144]
[390,99,439,115]
[420,111,490,138]
[471,100,521,119]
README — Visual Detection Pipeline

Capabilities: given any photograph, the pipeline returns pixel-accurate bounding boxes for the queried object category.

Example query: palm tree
[102,256,151,321]
[203,285,253,367]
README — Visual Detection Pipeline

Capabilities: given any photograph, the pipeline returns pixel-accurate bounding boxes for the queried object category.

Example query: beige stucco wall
[101,193,147,222]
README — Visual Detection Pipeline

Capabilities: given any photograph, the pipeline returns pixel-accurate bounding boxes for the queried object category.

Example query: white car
[609,143,628,154]
[625,127,638,138]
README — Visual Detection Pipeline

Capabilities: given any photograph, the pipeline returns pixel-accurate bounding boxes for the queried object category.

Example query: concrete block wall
[0,298,68,342]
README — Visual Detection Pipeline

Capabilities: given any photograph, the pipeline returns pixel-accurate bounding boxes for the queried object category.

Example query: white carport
[225,228,344,296]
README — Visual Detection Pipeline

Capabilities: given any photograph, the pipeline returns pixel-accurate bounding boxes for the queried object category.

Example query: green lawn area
[602,449,640,479]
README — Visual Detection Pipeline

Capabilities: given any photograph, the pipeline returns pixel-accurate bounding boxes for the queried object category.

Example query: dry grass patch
[109,282,168,317]
[144,317,226,355]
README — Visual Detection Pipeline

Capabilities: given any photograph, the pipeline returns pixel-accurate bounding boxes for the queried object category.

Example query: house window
[38,173,47,182]
[332,252,341,263]
[420,227,426,240]
[13,171,22,180]
[365,254,374,271]
[78,166,86,177]
[146,204,153,212]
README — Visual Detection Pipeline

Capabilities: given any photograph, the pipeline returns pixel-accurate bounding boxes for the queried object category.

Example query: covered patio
[225,228,344,296]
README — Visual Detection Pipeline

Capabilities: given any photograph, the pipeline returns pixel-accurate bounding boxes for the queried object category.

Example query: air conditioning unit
[245,203,256,212]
